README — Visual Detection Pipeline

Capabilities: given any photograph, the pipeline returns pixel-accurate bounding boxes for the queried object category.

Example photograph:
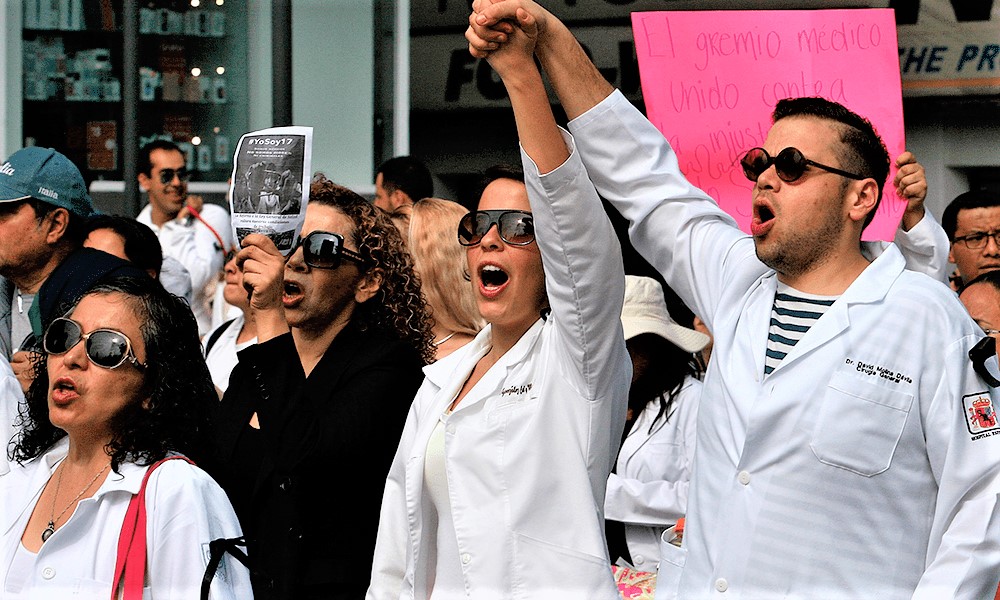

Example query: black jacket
[207,323,424,600]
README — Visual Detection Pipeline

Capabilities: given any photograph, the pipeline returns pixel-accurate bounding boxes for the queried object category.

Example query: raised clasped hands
[467,0,549,73]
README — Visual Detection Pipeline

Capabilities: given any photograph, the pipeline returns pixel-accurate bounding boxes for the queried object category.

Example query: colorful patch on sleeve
[964,392,1000,438]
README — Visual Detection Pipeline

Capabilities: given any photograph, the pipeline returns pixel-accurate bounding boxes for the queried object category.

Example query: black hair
[138,139,184,177]
[625,333,703,437]
[961,268,1000,295]
[27,198,86,247]
[942,190,1000,241]
[85,213,164,276]
[10,275,217,471]
[376,155,434,203]
[772,97,890,230]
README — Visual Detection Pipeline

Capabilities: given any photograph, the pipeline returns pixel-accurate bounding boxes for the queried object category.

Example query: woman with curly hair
[1,275,250,598]
[390,198,485,360]
[206,175,432,600]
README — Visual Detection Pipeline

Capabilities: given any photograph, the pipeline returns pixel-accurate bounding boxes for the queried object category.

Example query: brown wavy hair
[310,174,435,363]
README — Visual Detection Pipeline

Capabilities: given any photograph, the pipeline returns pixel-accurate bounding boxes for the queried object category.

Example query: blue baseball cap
[0,147,95,217]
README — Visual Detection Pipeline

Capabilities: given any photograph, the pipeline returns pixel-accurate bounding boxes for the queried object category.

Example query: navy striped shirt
[764,283,838,377]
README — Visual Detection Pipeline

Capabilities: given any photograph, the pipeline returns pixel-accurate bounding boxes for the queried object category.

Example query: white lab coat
[605,377,701,572]
[0,437,252,599]
[138,203,232,335]
[0,356,23,478]
[367,134,630,600]
[568,90,1000,600]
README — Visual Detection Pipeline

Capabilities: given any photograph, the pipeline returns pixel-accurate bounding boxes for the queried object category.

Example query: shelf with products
[134,3,247,183]
[20,0,248,186]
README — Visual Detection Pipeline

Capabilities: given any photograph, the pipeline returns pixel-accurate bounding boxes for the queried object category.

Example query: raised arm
[469,0,612,121]
[477,5,567,173]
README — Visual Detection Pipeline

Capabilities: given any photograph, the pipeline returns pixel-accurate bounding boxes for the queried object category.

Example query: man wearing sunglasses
[469,3,1000,599]
[136,139,232,335]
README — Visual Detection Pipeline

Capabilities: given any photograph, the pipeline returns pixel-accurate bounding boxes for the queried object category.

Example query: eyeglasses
[294,231,369,270]
[157,168,191,185]
[740,147,865,183]
[43,317,146,370]
[953,231,1000,250]
[458,210,534,247]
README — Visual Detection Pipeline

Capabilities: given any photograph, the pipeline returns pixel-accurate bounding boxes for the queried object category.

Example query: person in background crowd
[83,213,194,306]
[368,11,630,593]
[390,198,485,360]
[373,155,434,213]
[136,139,232,335]
[202,248,257,397]
[959,269,1000,339]
[1,275,250,598]
[943,190,1000,290]
[207,176,433,600]
[605,275,708,574]
[0,147,93,358]
[467,3,1000,598]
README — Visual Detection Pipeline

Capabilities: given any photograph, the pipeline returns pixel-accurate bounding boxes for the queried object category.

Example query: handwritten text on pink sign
[631,9,904,241]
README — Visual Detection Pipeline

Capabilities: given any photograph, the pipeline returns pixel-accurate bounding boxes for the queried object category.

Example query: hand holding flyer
[229,126,313,255]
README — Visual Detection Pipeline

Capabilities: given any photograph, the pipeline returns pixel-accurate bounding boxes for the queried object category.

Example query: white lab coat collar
[421,318,546,414]
[763,245,906,378]
[1,436,159,538]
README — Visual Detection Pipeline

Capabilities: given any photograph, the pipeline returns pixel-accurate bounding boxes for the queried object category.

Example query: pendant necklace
[41,461,110,543]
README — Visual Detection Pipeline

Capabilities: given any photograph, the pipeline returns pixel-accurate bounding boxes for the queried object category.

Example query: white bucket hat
[621,275,710,353]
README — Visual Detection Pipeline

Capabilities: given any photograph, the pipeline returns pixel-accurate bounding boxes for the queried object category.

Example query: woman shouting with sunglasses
[206,177,433,600]
[367,10,629,599]
[0,275,251,598]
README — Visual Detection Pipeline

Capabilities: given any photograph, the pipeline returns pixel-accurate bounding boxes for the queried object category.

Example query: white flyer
[229,126,312,256]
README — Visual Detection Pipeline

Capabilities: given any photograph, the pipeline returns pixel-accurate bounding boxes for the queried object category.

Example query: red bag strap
[111,456,195,600]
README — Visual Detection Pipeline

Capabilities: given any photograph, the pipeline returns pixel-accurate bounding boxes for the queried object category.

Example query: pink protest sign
[631,9,904,241]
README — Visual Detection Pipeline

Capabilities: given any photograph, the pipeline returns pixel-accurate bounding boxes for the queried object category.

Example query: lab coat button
[41,566,55,580]
[715,578,728,592]
[461,553,471,565]
[738,471,751,485]
[446,422,456,434]
[633,555,645,566]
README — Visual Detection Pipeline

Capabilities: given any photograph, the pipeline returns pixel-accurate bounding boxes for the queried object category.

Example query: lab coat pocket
[635,442,685,480]
[810,373,913,477]
[653,528,686,600]
[511,532,617,599]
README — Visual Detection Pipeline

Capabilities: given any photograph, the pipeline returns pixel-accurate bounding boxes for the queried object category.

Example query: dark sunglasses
[43,317,146,370]
[458,210,534,247]
[740,147,865,183]
[157,168,192,185]
[294,231,369,270]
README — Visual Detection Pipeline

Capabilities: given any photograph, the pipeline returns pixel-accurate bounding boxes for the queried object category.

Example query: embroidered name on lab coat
[844,358,912,385]
[501,383,533,397]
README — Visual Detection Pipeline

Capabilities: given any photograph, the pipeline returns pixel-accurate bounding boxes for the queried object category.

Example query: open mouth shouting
[751,201,775,237]
[51,377,80,405]
[283,280,305,308]
[478,263,510,298]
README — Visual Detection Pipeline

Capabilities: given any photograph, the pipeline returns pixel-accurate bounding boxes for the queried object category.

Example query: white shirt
[137,203,232,335]
[367,133,630,600]
[0,438,252,599]
[604,376,701,571]
[203,314,255,394]
[0,356,24,477]
[570,90,1000,600]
